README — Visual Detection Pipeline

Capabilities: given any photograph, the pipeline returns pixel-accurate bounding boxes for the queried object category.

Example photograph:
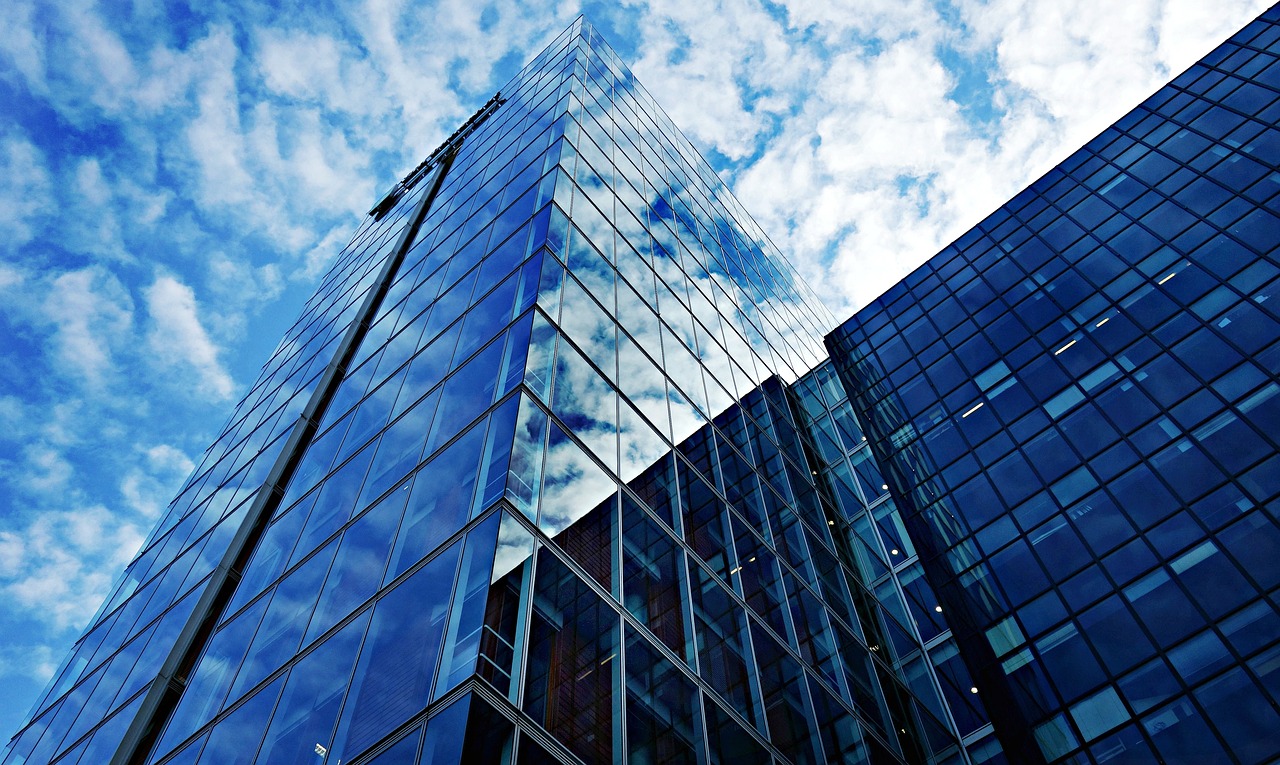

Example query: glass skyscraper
[6,6,1280,765]
[3,18,969,765]
[830,7,1280,764]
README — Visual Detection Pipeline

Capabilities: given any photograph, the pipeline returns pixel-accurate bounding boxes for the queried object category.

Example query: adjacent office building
[827,6,1280,763]
[5,7,1279,765]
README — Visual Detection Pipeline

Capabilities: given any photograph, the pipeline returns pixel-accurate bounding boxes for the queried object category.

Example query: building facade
[6,6,1280,765]
[4,18,973,765]
[829,7,1280,764]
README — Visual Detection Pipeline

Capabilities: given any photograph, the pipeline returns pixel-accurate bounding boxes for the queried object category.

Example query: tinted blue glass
[252,610,369,765]
[624,625,701,765]
[195,674,284,765]
[150,596,270,761]
[227,539,338,703]
[385,418,484,581]
[828,12,1280,763]
[327,540,461,763]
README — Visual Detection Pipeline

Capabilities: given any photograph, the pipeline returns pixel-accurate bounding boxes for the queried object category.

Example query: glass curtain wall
[829,8,1280,764]
[5,16,973,765]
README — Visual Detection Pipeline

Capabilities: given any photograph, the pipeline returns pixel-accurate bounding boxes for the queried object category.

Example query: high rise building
[6,6,1280,765]
[829,7,1280,764]
[2,18,972,765]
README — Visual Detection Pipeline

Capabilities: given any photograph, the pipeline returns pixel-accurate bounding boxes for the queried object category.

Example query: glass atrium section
[830,8,1280,764]
[789,362,1002,764]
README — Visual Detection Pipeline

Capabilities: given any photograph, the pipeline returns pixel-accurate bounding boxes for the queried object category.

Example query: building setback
[5,6,1280,765]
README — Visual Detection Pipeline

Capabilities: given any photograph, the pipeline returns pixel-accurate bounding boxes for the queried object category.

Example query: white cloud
[622,0,816,160]
[18,444,74,496]
[780,0,936,39]
[121,444,195,520]
[0,264,23,291]
[257,29,384,116]
[0,133,52,251]
[0,504,145,631]
[724,0,1275,313]
[0,0,47,94]
[62,0,139,114]
[62,158,131,262]
[38,268,135,389]
[184,27,260,212]
[207,252,285,330]
[173,26,379,253]
[144,274,236,400]
[0,642,59,687]
[302,222,359,280]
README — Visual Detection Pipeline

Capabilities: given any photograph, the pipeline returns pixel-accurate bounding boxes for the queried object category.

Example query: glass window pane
[253,611,370,765]
[328,540,462,763]
[522,547,619,765]
[153,597,270,759]
[386,421,485,582]
[1194,667,1280,763]
[624,624,700,765]
[303,492,403,645]
[228,539,338,703]
[195,674,284,765]
[703,693,770,765]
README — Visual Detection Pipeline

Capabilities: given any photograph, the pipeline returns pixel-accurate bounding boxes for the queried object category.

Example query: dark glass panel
[522,547,619,765]
[1220,599,1280,656]
[688,562,759,731]
[702,694,770,765]
[624,625,701,765]
[749,622,821,765]
[929,640,988,735]
[621,493,691,660]
[732,516,790,641]
[1142,698,1231,765]
[1077,596,1152,675]
[680,460,734,581]
[628,452,679,532]
[1123,568,1204,648]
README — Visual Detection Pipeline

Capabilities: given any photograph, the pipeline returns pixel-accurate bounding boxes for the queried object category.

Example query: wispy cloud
[603,0,1274,316]
[144,274,236,401]
[121,445,197,521]
[0,504,145,631]
[41,267,135,389]
[0,133,51,251]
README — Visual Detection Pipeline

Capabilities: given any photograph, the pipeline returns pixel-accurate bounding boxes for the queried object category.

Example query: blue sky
[0,0,1271,742]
